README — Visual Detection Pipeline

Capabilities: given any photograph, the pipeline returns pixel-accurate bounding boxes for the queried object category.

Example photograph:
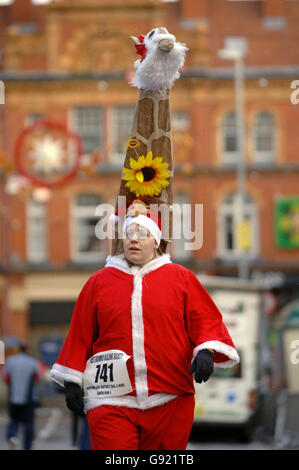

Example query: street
[0,406,274,451]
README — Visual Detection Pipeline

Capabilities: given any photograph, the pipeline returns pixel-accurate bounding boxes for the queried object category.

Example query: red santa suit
[50,252,239,449]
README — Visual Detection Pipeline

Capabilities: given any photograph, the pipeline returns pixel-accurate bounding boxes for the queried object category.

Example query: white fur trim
[129,255,171,402]
[84,393,177,413]
[105,252,172,275]
[122,214,162,245]
[193,341,240,368]
[50,363,83,388]
[105,253,132,274]
[130,269,149,403]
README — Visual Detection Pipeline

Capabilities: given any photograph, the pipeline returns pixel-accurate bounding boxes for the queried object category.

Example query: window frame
[221,111,239,166]
[109,105,136,164]
[217,192,259,259]
[252,110,276,165]
[171,192,193,261]
[70,106,104,158]
[26,196,48,264]
[70,193,106,263]
[172,111,190,132]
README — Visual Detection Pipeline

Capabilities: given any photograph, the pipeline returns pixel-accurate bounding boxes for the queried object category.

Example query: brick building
[0,0,298,354]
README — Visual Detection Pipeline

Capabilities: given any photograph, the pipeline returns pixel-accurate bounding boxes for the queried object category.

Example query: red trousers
[86,395,195,450]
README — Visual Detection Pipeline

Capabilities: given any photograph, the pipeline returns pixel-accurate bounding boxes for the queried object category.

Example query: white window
[252,111,275,164]
[110,106,135,163]
[221,111,238,165]
[71,107,103,155]
[217,192,259,259]
[25,113,44,126]
[71,193,106,262]
[27,196,47,263]
[172,111,190,132]
[171,192,192,261]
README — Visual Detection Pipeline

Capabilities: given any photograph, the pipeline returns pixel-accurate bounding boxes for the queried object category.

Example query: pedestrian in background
[2,343,45,450]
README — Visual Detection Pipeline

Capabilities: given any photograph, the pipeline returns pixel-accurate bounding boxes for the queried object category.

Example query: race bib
[83,350,133,398]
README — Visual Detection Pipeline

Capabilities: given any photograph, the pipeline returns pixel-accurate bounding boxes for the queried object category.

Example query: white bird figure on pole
[130,27,188,92]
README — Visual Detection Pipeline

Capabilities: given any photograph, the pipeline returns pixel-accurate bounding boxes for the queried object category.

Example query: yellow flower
[122,151,170,197]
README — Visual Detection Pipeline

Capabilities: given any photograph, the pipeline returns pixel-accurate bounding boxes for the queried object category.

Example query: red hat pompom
[135,35,147,63]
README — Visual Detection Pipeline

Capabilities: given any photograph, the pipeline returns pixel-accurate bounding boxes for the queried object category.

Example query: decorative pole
[111,27,188,256]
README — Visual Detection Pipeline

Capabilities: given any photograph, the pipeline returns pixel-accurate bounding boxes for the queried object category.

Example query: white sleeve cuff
[193,341,240,368]
[50,363,83,388]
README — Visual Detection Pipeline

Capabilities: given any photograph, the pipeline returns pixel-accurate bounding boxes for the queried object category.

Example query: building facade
[0,0,298,356]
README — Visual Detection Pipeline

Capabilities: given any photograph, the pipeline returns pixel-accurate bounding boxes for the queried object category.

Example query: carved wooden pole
[111,88,173,255]
[110,28,187,256]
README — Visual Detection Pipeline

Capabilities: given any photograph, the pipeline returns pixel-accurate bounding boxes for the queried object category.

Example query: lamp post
[218,45,249,279]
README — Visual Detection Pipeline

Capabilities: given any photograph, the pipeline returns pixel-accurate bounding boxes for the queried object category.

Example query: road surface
[0,406,277,451]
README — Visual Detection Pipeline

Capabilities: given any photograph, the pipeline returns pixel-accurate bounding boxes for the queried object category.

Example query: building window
[218,192,258,258]
[27,196,47,263]
[172,111,190,132]
[71,107,103,155]
[252,111,275,164]
[221,111,238,165]
[25,113,45,126]
[171,192,192,261]
[110,106,135,163]
[71,193,106,262]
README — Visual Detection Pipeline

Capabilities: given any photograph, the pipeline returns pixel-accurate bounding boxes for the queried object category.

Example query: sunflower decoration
[127,138,140,149]
[122,151,170,197]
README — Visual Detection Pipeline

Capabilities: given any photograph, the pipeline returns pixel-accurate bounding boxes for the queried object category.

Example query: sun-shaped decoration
[122,151,170,197]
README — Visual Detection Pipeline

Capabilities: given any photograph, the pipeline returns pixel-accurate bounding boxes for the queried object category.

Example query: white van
[193,275,264,441]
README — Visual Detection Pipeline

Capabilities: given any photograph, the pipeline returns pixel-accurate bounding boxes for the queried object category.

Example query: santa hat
[122,215,161,245]
[110,198,162,245]
[123,200,162,245]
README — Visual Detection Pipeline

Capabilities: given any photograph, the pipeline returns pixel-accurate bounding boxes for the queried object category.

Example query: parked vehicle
[193,275,264,441]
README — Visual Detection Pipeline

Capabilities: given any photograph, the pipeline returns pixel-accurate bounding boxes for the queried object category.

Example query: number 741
[95,363,114,383]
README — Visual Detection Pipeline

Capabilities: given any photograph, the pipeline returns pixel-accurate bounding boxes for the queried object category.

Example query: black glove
[189,349,214,384]
[65,382,85,417]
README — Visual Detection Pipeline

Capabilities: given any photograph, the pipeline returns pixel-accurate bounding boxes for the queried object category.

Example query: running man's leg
[87,405,139,450]
[139,395,195,450]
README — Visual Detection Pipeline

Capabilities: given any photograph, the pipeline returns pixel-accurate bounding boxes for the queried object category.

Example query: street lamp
[218,43,249,279]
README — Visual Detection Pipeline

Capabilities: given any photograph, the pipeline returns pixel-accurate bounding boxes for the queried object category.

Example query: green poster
[275,197,299,248]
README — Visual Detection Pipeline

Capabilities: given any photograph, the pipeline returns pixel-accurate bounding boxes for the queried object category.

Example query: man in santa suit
[50,198,239,450]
